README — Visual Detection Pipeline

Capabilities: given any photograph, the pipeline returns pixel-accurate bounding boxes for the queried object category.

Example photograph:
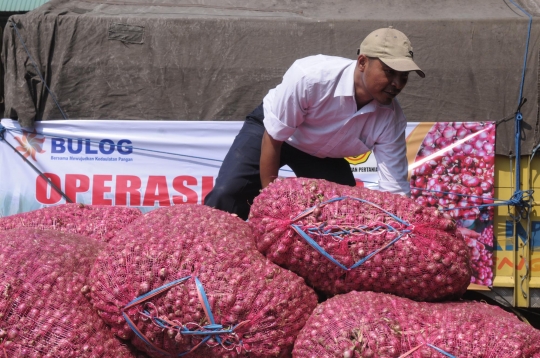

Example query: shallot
[293,291,540,357]
[0,228,137,357]
[89,204,317,357]
[249,178,471,301]
[0,203,142,242]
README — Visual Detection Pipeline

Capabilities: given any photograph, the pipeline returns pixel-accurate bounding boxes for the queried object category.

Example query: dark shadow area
[463,290,540,330]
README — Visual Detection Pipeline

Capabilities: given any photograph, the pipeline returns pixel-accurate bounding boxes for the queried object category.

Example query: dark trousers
[204,103,356,220]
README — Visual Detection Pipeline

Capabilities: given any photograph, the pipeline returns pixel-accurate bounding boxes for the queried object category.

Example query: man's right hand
[260,130,283,188]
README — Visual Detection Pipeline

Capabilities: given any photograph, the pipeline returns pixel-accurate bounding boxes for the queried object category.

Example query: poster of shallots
[408,122,495,286]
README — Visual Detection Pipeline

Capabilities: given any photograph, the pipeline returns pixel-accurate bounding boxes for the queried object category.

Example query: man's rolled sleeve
[263,108,297,140]
[373,127,410,196]
[375,148,411,196]
[262,60,310,141]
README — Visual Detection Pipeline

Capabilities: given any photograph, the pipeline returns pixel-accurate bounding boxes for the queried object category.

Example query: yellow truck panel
[488,155,540,307]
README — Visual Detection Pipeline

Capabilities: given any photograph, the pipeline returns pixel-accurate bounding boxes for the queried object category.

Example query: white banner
[0,119,416,216]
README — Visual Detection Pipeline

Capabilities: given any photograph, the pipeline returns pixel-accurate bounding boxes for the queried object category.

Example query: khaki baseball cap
[359,26,425,78]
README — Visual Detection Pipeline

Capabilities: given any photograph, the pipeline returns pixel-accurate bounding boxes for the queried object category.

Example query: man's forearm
[260,130,283,188]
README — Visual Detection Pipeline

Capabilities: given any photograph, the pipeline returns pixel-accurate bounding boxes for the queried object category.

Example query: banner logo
[345,151,371,165]
[50,138,133,155]
[14,131,46,161]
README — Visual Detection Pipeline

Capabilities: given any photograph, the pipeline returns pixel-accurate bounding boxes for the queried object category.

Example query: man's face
[356,56,410,106]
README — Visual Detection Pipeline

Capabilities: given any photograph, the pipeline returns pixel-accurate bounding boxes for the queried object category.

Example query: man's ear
[357,54,368,72]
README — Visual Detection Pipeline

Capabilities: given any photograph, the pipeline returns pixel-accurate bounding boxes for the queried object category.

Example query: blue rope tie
[290,196,411,271]
[508,0,532,107]
[426,344,456,358]
[410,186,533,213]
[507,0,532,201]
[122,275,247,356]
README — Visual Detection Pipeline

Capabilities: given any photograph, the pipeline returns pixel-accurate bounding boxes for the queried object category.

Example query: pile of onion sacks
[0,228,137,357]
[0,203,142,242]
[89,204,318,357]
[249,178,472,301]
[293,291,540,358]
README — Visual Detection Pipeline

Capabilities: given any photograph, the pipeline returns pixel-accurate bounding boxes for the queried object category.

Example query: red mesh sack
[89,204,318,357]
[0,228,136,357]
[0,203,142,242]
[249,178,472,301]
[293,291,540,358]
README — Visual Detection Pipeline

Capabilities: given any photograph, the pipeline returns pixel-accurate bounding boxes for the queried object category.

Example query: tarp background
[2,0,540,155]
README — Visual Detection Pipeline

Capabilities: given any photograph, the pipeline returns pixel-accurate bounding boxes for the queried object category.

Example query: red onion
[89,204,317,357]
[0,203,142,242]
[0,228,136,357]
[294,291,540,357]
[249,178,470,301]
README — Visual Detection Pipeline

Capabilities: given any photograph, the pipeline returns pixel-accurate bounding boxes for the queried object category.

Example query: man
[205,27,424,220]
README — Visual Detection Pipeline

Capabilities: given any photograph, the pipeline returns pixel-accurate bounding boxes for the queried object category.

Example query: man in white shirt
[205,27,424,220]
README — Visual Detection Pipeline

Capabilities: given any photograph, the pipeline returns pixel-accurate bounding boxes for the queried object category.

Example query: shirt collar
[334,60,395,113]
[359,100,395,114]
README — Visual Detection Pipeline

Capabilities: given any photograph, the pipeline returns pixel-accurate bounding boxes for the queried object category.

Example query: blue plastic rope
[122,275,244,357]
[9,19,68,120]
[290,196,411,271]
[508,0,532,108]
[194,276,224,345]
[125,276,191,309]
[195,277,216,324]
[292,224,408,271]
[122,311,169,357]
[410,186,533,212]
[291,224,348,270]
[426,344,456,358]
[347,197,410,226]
[349,232,408,270]
[507,0,532,197]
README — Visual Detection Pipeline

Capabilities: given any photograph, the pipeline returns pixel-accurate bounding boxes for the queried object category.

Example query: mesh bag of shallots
[89,204,318,358]
[0,228,137,357]
[293,291,540,358]
[249,178,472,301]
[0,203,142,242]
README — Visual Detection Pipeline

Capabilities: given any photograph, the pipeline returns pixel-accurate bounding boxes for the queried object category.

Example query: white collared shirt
[263,54,410,196]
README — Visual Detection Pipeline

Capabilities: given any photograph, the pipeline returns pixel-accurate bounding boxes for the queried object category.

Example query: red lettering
[497,257,513,270]
[93,175,113,205]
[172,176,198,204]
[116,175,142,206]
[65,174,90,202]
[532,258,540,272]
[201,176,214,203]
[496,257,530,270]
[35,173,62,204]
[143,176,171,206]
